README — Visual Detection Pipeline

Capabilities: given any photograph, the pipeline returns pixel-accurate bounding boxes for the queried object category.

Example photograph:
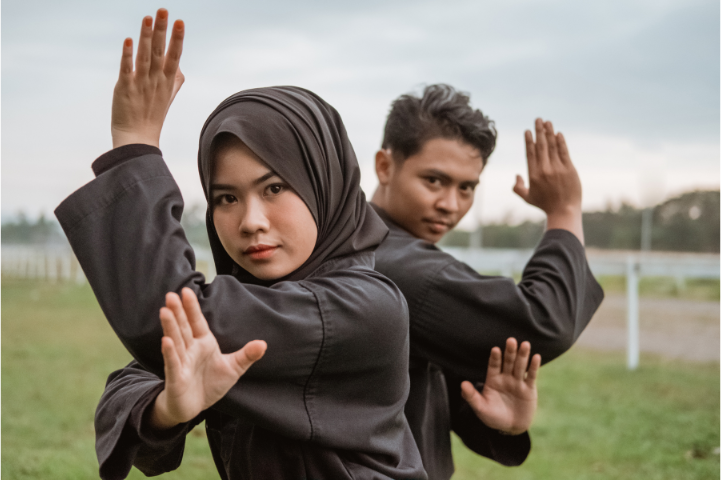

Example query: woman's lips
[244,245,279,260]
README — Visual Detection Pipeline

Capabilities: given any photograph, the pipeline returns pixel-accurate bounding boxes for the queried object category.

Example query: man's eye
[426,177,440,185]
[265,184,285,196]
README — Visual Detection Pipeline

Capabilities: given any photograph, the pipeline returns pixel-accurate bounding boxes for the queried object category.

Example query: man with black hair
[371,84,604,479]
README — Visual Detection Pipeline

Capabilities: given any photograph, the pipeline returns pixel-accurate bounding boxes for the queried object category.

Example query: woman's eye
[265,184,285,196]
[214,194,237,205]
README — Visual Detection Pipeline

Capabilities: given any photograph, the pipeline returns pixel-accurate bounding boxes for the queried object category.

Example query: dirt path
[575,294,720,362]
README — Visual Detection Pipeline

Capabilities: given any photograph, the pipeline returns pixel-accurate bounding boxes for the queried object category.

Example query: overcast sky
[3,0,719,227]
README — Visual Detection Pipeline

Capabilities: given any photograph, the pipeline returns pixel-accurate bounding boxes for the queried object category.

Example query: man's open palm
[461,338,541,435]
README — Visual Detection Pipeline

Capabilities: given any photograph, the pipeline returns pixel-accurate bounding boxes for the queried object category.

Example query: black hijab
[197,86,387,285]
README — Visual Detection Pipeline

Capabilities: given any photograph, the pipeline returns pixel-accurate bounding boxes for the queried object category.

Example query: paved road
[575,294,720,362]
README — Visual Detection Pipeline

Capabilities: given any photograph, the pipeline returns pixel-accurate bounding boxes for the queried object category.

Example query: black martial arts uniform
[371,204,604,480]
[55,88,426,480]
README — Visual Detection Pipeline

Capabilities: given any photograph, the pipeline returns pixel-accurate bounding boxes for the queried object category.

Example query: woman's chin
[240,261,295,281]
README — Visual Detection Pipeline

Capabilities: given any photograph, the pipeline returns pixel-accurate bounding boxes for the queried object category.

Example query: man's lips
[423,219,453,234]
[243,244,279,260]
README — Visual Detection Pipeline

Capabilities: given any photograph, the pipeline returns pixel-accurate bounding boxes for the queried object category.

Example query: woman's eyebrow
[252,171,280,186]
[211,171,280,192]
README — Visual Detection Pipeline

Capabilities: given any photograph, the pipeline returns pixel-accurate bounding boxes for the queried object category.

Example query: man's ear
[375,149,395,185]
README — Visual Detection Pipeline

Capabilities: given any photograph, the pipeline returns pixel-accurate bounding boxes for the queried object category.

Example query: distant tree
[438,190,719,253]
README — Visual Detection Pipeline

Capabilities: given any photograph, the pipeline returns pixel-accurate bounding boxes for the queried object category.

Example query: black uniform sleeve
[95,362,202,480]
[442,369,530,466]
[55,154,414,455]
[402,230,604,381]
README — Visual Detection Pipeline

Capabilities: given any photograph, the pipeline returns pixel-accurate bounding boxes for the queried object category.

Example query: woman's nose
[240,198,270,235]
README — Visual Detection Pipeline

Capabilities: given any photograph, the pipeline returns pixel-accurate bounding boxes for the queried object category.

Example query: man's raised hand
[460,338,541,435]
[111,9,185,149]
[148,288,267,430]
[513,119,585,244]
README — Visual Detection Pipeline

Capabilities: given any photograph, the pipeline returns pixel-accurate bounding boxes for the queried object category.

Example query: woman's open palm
[111,8,185,149]
[461,338,541,435]
[150,288,267,430]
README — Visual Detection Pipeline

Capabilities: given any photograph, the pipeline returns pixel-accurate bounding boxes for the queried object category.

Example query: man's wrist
[545,205,584,245]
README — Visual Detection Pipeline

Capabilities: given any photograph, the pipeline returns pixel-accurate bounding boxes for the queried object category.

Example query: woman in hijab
[54,9,426,480]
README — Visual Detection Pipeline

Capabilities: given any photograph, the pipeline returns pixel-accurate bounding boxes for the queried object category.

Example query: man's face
[377,137,484,243]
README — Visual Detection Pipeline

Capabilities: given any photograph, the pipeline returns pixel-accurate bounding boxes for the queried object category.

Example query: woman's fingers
[513,341,531,379]
[525,354,542,386]
[181,288,210,337]
[229,340,268,375]
[118,38,134,82]
[149,9,169,74]
[502,337,518,374]
[161,336,182,380]
[135,16,154,77]
[166,292,194,348]
[163,20,185,77]
[160,307,187,362]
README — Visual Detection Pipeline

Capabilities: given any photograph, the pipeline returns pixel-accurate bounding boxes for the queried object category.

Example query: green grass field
[2,279,719,479]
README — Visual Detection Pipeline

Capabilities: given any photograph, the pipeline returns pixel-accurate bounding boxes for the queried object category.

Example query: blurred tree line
[4,190,718,253]
[439,190,720,253]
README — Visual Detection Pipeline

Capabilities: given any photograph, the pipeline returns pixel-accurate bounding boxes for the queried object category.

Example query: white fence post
[626,256,640,370]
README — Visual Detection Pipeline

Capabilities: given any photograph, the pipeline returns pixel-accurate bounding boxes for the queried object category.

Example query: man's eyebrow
[422,169,453,182]
[210,171,280,192]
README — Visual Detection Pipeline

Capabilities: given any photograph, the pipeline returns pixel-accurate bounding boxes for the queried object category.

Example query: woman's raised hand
[460,338,541,435]
[111,9,185,149]
[148,288,267,430]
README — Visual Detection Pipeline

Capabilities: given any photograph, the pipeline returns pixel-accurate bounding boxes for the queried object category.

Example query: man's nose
[436,189,460,213]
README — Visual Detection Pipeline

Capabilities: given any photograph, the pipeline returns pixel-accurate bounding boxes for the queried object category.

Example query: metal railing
[4,244,718,369]
[442,247,720,369]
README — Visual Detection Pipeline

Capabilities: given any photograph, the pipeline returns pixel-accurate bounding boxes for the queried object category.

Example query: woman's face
[211,139,318,280]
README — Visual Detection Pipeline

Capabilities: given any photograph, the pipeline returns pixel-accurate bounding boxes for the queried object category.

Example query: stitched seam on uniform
[414,259,454,327]
[298,282,327,442]
[60,172,174,234]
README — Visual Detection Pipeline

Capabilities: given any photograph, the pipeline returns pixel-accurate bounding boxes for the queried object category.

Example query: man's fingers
[163,20,185,77]
[502,337,518,374]
[486,346,503,377]
[135,15,154,77]
[461,381,482,407]
[557,132,572,166]
[229,340,268,375]
[513,341,531,379]
[544,121,559,164]
[525,354,542,386]
[149,9,169,74]
[166,292,194,348]
[512,175,529,201]
[524,130,537,175]
[161,336,182,380]
[118,38,134,82]
[534,118,550,170]
[181,287,210,337]
[160,306,187,361]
